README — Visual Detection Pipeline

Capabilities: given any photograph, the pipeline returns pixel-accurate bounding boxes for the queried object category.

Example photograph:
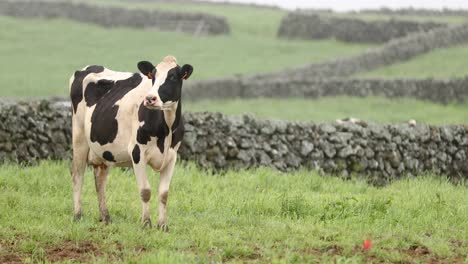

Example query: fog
[206,0,468,11]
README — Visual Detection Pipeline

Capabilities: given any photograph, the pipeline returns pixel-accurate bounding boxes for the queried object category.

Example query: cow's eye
[169,75,177,81]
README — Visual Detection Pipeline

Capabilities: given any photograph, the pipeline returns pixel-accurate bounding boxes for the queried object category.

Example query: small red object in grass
[362,239,372,250]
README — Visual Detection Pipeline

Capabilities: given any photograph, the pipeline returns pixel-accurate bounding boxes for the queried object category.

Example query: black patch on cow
[136,103,169,153]
[102,151,116,162]
[136,102,185,153]
[132,145,141,164]
[90,73,143,145]
[70,65,104,113]
[179,64,194,80]
[158,67,183,103]
[85,79,115,107]
[171,102,185,148]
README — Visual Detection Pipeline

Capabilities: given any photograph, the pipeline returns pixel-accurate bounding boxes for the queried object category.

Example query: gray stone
[440,127,454,141]
[237,149,253,163]
[320,124,336,133]
[322,144,336,158]
[338,145,356,158]
[329,132,353,143]
[300,141,314,156]
[240,138,253,149]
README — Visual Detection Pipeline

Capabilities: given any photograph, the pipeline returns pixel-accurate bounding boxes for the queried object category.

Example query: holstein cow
[69,56,193,230]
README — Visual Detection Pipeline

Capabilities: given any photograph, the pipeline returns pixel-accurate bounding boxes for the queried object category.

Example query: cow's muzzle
[144,95,162,109]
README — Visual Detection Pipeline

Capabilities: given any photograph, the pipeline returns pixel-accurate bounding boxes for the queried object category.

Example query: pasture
[1,161,467,263]
[358,43,468,79]
[0,14,369,98]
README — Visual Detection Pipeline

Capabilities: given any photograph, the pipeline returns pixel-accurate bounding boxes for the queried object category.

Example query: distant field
[0,14,370,98]
[358,44,468,79]
[185,97,468,124]
[0,161,466,263]
[89,0,468,28]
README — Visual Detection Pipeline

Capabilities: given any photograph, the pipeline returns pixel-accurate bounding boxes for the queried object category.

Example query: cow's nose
[145,95,158,105]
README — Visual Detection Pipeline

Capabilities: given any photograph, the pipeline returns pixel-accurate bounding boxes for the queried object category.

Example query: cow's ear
[179,64,193,80]
[137,61,156,79]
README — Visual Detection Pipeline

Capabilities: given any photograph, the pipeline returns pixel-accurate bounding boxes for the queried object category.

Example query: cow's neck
[163,101,181,131]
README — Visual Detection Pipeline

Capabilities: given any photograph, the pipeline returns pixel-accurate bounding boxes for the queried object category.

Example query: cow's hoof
[73,212,82,222]
[142,219,152,229]
[157,223,169,232]
[99,214,112,225]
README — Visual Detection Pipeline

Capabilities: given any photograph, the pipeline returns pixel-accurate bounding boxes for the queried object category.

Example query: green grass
[185,97,468,124]
[359,44,468,79]
[0,15,370,98]
[0,161,467,263]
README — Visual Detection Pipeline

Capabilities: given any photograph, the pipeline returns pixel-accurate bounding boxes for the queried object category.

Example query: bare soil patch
[45,240,102,263]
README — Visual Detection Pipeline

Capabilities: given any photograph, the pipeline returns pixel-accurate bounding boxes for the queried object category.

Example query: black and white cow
[69,56,193,230]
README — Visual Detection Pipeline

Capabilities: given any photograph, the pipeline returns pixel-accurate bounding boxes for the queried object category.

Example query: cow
[69,56,193,230]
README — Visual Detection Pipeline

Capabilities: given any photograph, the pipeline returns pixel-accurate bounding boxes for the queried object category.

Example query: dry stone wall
[0,0,230,35]
[184,77,468,104]
[0,101,466,185]
[278,13,446,43]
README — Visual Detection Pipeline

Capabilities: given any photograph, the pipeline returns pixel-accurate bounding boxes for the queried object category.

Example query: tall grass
[0,161,466,263]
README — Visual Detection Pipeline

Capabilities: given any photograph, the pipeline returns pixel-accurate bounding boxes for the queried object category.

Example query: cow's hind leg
[130,144,152,228]
[157,150,177,232]
[71,131,89,221]
[93,165,111,224]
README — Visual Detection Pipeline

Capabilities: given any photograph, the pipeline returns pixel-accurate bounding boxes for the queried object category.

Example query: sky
[207,0,468,11]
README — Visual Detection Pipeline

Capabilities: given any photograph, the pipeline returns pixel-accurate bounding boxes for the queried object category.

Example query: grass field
[185,97,468,124]
[0,14,370,98]
[359,43,468,79]
[0,161,467,263]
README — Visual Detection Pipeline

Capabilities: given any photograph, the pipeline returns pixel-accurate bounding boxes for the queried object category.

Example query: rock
[300,141,314,156]
[322,143,336,158]
[338,145,355,158]
[260,123,275,135]
[240,138,253,149]
[329,132,353,143]
[440,127,454,141]
[182,131,197,151]
[319,124,336,133]
[237,149,253,163]
[257,151,271,166]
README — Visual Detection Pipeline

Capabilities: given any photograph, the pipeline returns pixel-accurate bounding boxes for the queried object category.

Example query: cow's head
[138,56,193,110]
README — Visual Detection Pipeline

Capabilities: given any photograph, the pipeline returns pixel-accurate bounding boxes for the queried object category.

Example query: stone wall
[184,77,468,104]
[1,101,466,185]
[0,0,230,35]
[255,22,468,81]
[278,13,446,43]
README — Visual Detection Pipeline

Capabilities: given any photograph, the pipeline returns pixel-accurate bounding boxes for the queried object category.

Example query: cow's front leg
[93,164,111,224]
[131,145,152,228]
[157,150,177,232]
[71,127,89,221]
